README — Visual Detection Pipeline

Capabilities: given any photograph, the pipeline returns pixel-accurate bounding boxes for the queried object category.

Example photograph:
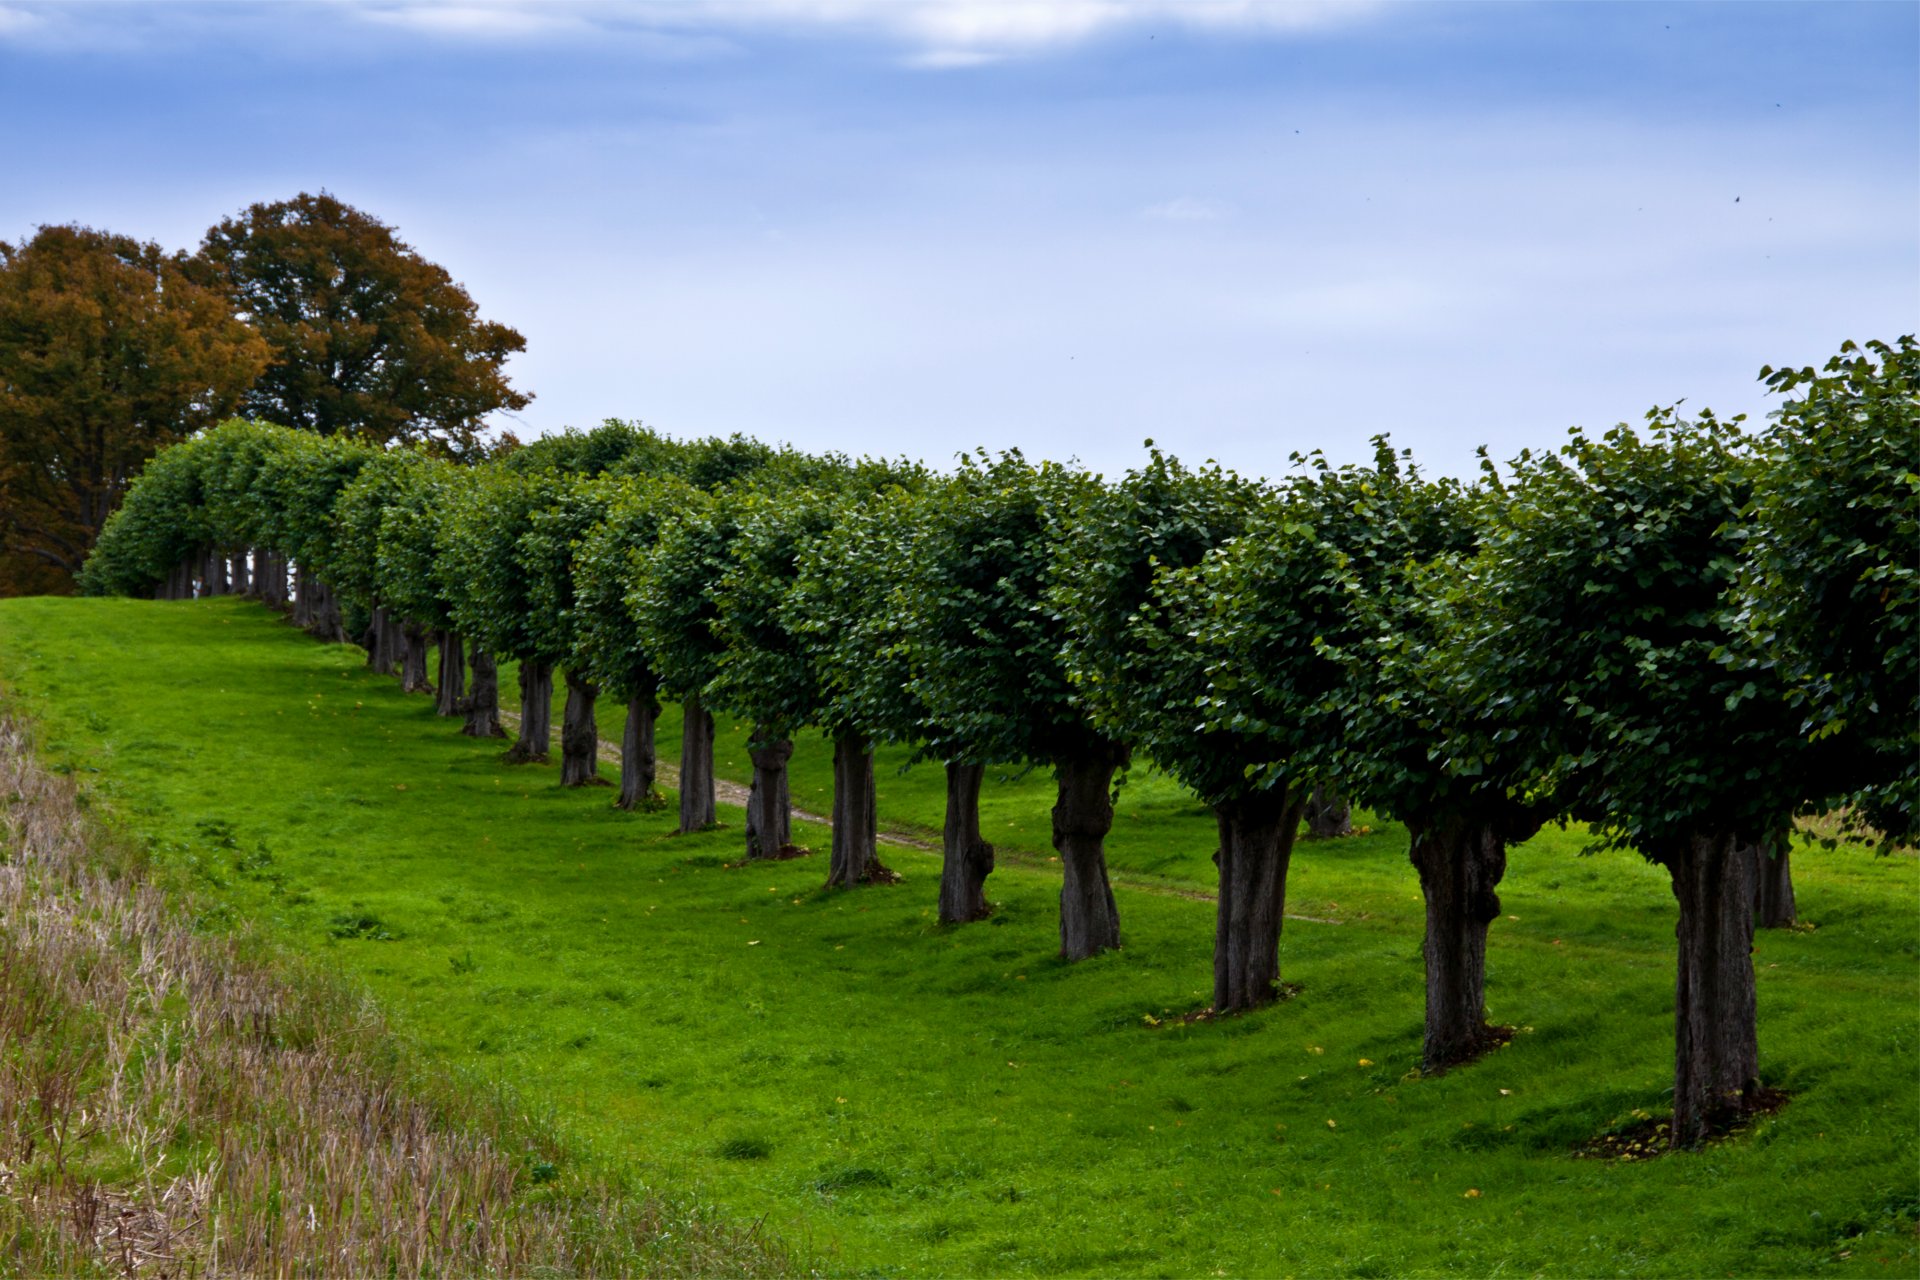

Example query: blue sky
[1,1,1913,479]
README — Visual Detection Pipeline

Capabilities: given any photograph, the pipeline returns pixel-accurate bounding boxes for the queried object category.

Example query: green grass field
[2,596,1915,1277]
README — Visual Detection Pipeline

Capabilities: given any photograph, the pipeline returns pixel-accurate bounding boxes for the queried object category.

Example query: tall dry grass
[0,714,793,1277]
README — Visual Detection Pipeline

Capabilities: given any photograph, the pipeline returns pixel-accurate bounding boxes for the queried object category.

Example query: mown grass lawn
[2,595,1915,1277]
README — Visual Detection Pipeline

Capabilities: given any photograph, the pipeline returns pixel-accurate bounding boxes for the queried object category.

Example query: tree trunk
[616,681,661,809]
[1752,836,1796,929]
[263,553,288,608]
[677,693,716,832]
[504,659,553,763]
[1408,813,1510,1070]
[291,565,311,623]
[1663,831,1762,1147]
[205,548,228,596]
[229,550,249,596]
[461,642,505,738]
[1052,744,1125,960]
[938,761,995,924]
[559,669,604,785]
[168,558,194,600]
[1212,786,1304,1012]
[745,729,794,860]
[399,622,434,694]
[306,578,346,642]
[366,606,397,674]
[826,733,892,887]
[435,631,466,717]
[1304,781,1352,839]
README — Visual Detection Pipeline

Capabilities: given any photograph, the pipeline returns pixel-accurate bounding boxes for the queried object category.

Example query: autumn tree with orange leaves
[0,224,267,591]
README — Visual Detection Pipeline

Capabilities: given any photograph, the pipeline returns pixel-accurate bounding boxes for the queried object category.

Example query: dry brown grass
[0,713,794,1278]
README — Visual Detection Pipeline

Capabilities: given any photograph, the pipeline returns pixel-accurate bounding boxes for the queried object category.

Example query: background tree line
[0,193,529,594]
[79,335,1915,1147]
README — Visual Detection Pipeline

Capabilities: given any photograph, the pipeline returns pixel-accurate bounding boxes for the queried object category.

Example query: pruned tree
[1737,336,1918,884]
[904,453,1124,959]
[573,475,690,808]
[1320,457,1538,1069]
[792,485,995,912]
[628,487,730,834]
[441,467,566,761]
[333,449,426,678]
[520,475,627,787]
[373,459,473,716]
[1053,445,1273,1003]
[1436,412,1808,1146]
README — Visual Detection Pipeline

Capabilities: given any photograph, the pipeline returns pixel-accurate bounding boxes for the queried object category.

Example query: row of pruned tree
[81,336,1916,1147]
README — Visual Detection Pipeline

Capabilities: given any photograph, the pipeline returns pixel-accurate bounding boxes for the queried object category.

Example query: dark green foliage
[627,487,731,699]
[1739,336,1919,842]
[788,486,930,749]
[519,475,623,668]
[1435,414,1797,855]
[570,475,688,701]
[441,467,568,662]
[903,452,1105,768]
[707,489,839,737]
[1052,445,1268,803]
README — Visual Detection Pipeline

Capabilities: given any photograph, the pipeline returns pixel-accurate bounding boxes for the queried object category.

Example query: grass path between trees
[2,596,1916,1277]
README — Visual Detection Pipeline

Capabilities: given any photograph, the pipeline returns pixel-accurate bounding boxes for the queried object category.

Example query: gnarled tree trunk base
[826,734,896,888]
[461,644,505,738]
[677,693,716,833]
[1663,831,1762,1148]
[939,761,995,924]
[1212,786,1302,1012]
[1053,744,1125,960]
[559,670,605,786]
[745,731,795,860]
[616,684,661,810]
[503,659,553,764]
[1409,813,1511,1072]
[435,632,466,717]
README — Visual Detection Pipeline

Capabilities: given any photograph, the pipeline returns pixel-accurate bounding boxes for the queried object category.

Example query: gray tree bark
[229,550,250,595]
[504,659,554,763]
[1052,744,1126,960]
[304,577,346,642]
[559,669,604,785]
[745,729,794,860]
[616,680,661,809]
[400,622,434,694]
[1304,781,1352,839]
[1212,786,1304,1012]
[1408,812,1511,1070]
[204,547,228,596]
[1663,831,1762,1147]
[366,606,397,675]
[677,693,716,832]
[938,761,995,924]
[435,631,466,717]
[826,733,893,887]
[461,642,505,738]
[1752,836,1796,929]
[263,553,288,608]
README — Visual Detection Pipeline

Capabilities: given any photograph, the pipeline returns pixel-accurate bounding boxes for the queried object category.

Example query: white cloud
[1143,196,1234,222]
[0,4,43,37]
[339,0,1382,57]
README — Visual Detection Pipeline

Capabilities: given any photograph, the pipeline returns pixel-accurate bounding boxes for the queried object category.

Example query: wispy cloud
[0,0,1383,58]
[1143,197,1235,222]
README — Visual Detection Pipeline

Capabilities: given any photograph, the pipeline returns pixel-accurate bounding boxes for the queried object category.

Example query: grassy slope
[2,596,1915,1278]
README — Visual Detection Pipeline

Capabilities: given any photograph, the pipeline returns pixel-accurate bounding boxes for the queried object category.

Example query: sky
[1,0,1914,480]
